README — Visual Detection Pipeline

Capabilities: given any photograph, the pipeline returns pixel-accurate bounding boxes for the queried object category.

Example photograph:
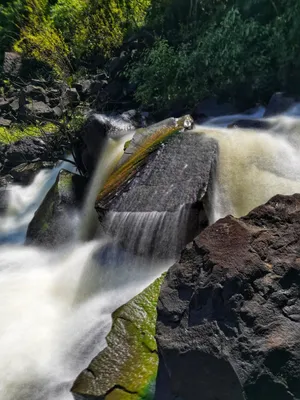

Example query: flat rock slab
[106,132,218,213]
[156,193,300,400]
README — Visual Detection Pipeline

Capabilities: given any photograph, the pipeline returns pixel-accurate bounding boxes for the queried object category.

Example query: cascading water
[0,130,168,400]
[194,111,300,223]
[2,109,300,400]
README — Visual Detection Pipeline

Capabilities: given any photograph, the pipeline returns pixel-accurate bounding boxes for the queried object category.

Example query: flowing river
[1,109,300,399]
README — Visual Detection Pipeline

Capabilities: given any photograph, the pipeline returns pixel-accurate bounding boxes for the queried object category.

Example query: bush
[0,0,26,64]
[14,0,72,78]
[127,1,300,110]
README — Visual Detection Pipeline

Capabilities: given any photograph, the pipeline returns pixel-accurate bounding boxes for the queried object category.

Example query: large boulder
[24,100,57,119]
[97,119,217,258]
[26,169,87,246]
[72,274,164,400]
[156,194,300,400]
[3,137,49,173]
[77,113,135,174]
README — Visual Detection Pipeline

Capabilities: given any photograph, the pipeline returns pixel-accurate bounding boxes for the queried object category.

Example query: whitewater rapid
[1,110,300,400]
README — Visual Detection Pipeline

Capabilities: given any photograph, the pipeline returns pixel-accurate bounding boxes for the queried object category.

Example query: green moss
[72,274,165,399]
[57,170,73,192]
[97,117,193,203]
[0,123,59,144]
[124,139,132,151]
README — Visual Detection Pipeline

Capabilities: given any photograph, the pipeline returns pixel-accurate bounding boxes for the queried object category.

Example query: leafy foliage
[14,0,72,78]
[0,0,26,64]
[127,0,300,110]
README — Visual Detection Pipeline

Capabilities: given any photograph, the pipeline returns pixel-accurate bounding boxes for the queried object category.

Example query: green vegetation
[0,0,151,78]
[0,122,58,144]
[1,0,300,110]
[127,0,300,110]
[72,274,164,399]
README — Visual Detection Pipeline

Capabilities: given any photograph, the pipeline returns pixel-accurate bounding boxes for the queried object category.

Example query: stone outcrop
[26,169,87,246]
[156,194,300,400]
[96,117,217,258]
[3,137,49,173]
[72,275,164,400]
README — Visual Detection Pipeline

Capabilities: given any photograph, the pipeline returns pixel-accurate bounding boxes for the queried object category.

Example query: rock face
[26,170,87,246]
[156,194,300,400]
[77,113,135,174]
[97,121,217,258]
[72,275,164,400]
[3,137,49,172]
[107,131,217,213]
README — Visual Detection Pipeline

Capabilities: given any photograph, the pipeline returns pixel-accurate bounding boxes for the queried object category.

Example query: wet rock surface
[108,131,217,213]
[26,169,87,247]
[72,275,164,400]
[156,193,300,400]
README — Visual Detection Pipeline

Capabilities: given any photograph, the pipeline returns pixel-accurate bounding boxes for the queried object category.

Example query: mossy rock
[97,115,193,205]
[72,275,165,400]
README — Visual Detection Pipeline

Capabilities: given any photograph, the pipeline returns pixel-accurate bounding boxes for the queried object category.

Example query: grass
[0,123,59,144]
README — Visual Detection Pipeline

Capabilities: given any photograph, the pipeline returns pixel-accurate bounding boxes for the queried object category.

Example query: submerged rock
[228,119,272,130]
[156,193,300,400]
[26,169,87,246]
[72,275,164,400]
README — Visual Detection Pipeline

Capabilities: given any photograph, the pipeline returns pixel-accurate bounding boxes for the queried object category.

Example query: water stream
[1,110,300,399]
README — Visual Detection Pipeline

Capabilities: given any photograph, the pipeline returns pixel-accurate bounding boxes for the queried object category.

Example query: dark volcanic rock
[3,137,49,172]
[156,194,300,400]
[25,85,49,103]
[98,122,217,258]
[0,117,12,127]
[105,132,217,213]
[26,170,87,247]
[24,101,57,119]
[3,52,22,76]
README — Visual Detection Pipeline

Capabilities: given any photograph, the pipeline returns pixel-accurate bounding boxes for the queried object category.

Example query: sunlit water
[0,130,169,400]
[2,109,300,400]
[194,109,300,222]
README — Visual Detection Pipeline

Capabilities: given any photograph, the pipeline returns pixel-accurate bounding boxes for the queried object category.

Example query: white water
[0,130,169,400]
[195,112,300,223]
[105,205,188,258]
[2,109,300,400]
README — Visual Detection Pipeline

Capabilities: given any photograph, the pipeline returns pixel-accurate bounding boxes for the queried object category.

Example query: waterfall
[104,205,189,259]
[1,108,300,400]
[194,115,300,223]
[79,132,134,241]
[0,125,167,400]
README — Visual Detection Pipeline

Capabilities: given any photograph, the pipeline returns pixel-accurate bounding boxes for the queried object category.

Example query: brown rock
[156,194,300,400]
